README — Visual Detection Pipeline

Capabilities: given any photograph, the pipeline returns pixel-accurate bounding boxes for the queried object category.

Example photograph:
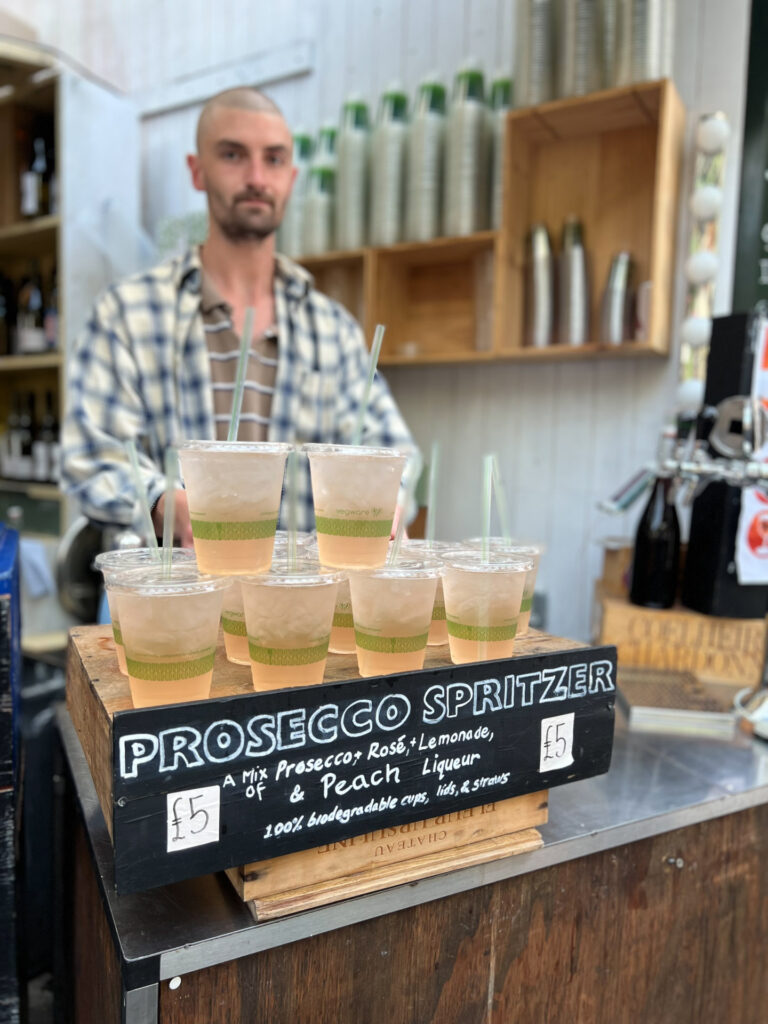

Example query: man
[62,88,417,543]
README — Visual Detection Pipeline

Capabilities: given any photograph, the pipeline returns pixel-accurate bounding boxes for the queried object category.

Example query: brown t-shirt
[200,270,278,441]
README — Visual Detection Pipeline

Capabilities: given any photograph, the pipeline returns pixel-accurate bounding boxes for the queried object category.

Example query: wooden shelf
[294,80,684,366]
[0,478,62,501]
[496,341,669,363]
[0,214,59,258]
[0,351,61,370]
[496,78,685,359]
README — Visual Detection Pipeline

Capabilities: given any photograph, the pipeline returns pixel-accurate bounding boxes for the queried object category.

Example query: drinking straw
[162,448,178,578]
[491,453,512,543]
[388,455,420,565]
[125,439,160,558]
[286,450,298,571]
[425,441,440,549]
[351,323,386,445]
[482,454,494,563]
[227,306,255,442]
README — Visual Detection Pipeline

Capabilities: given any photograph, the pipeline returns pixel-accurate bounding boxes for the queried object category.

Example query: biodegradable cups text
[179,440,292,574]
[93,547,196,675]
[441,550,533,665]
[105,564,230,708]
[349,558,441,677]
[304,444,406,568]
[240,564,341,691]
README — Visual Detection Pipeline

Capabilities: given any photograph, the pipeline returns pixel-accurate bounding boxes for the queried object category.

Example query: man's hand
[152,489,194,548]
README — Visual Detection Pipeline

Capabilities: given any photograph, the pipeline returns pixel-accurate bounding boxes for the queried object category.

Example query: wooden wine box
[66,625,616,918]
[594,589,764,687]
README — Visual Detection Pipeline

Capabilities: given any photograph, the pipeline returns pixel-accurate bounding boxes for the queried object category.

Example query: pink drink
[463,538,544,635]
[179,441,291,574]
[106,565,229,708]
[240,564,340,691]
[401,539,452,645]
[94,547,196,675]
[442,550,533,665]
[329,576,355,654]
[304,444,406,568]
[349,559,440,677]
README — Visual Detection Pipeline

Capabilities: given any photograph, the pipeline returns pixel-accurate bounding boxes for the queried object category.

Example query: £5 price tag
[539,713,575,772]
[166,785,220,853]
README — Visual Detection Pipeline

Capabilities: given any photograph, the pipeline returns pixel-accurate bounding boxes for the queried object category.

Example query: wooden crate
[227,792,547,920]
[595,591,765,687]
[495,78,685,357]
[66,625,616,903]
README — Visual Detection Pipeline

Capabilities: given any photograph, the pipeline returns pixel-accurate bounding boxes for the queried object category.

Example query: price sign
[113,645,616,893]
[539,713,575,772]
[166,785,220,852]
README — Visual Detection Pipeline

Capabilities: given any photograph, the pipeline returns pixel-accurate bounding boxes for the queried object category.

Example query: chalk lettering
[159,727,204,772]
[119,734,159,779]
[203,720,245,764]
[473,678,502,715]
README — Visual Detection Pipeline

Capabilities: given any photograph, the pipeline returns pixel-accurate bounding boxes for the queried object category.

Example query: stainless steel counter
[57,705,768,985]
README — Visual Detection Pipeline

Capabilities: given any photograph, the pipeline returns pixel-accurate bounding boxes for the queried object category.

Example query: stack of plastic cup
[94,547,196,675]
[349,558,441,677]
[105,563,230,707]
[304,444,406,568]
[240,563,341,691]
[178,440,292,574]
[463,537,545,635]
[441,550,533,665]
[401,539,453,645]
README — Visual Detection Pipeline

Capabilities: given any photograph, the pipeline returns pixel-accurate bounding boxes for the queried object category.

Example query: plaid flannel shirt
[62,247,418,532]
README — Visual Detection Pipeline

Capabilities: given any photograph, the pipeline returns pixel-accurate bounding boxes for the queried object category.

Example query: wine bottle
[0,273,14,356]
[20,137,47,218]
[40,390,59,483]
[629,428,680,608]
[2,393,21,479]
[43,266,58,350]
[16,268,45,354]
[16,392,34,482]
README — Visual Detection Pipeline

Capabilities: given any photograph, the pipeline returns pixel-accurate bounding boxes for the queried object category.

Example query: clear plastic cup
[441,550,534,665]
[105,564,229,708]
[401,539,454,645]
[349,558,441,677]
[219,532,316,666]
[463,537,545,635]
[93,547,197,675]
[179,440,292,574]
[328,576,355,653]
[240,564,341,691]
[304,444,406,568]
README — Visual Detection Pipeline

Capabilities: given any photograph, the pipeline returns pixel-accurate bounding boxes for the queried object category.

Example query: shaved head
[196,88,285,152]
[188,87,296,244]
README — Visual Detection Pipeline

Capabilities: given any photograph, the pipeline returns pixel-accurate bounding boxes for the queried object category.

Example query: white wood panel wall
[1,0,752,639]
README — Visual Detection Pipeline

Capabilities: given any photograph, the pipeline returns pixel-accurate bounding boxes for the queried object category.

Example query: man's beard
[214,188,283,242]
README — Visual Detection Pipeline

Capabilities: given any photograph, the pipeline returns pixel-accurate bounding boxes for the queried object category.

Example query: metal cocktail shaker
[559,217,589,346]
[600,251,634,345]
[525,223,554,348]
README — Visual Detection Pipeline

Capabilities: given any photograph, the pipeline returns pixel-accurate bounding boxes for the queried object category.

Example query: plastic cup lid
[179,440,293,455]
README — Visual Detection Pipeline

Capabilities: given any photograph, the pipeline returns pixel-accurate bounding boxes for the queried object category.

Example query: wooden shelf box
[496,78,685,357]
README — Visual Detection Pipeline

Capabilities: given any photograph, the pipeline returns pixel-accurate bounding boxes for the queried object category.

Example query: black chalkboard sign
[112,645,616,892]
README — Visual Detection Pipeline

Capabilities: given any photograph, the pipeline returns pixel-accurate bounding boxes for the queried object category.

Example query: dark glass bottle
[16,392,35,482]
[629,474,681,608]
